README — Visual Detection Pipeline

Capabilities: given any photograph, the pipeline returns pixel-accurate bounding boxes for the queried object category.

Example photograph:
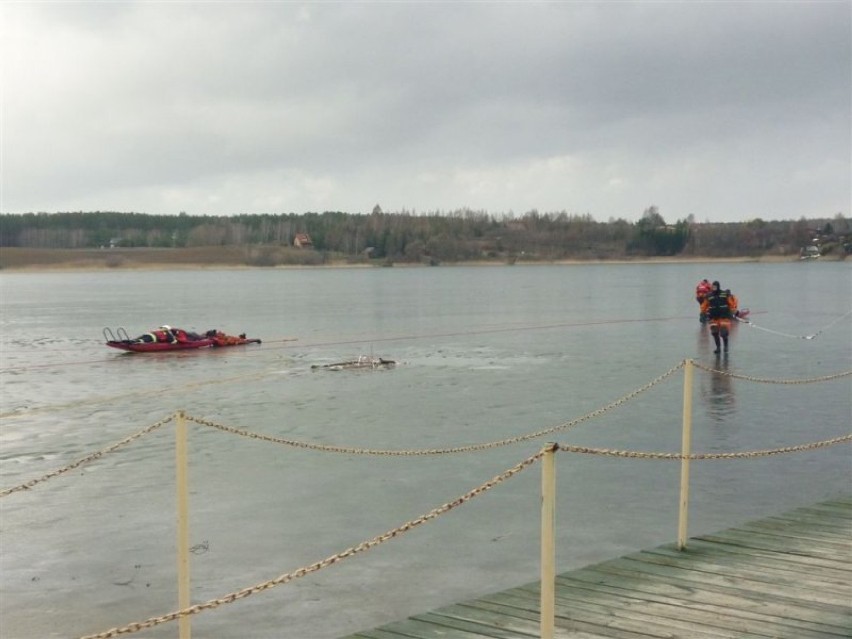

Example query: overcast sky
[1,1,849,223]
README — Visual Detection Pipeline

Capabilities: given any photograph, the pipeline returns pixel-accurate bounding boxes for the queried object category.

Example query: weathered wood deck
[343,496,852,638]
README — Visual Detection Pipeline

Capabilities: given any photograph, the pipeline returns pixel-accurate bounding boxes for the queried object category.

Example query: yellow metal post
[678,360,693,550]
[176,411,192,639]
[540,443,557,639]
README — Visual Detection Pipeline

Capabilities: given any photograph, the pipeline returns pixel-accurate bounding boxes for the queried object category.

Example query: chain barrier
[5,359,848,498]
[556,433,852,460]
[0,362,681,497]
[3,353,846,637]
[77,449,546,639]
[734,308,852,340]
[0,414,175,498]
[74,426,852,638]
[186,361,686,455]
[693,361,852,384]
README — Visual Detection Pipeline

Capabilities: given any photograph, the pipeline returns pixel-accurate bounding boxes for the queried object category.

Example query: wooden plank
[461,595,675,639]
[552,568,851,633]
[734,520,852,545]
[643,545,852,587]
[584,555,852,607]
[413,610,540,638]
[729,520,852,544]
[681,537,851,573]
[550,584,847,638]
[542,582,844,639]
[348,631,421,639]
[432,605,611,639]
[365,617,498,638]
[791,500,852,516]
[733,503,852,531]
[747,510,852,529]
[696,529,848,562]
[759,508,852,527]
[482,589,749,638]
[649,538,852,572]
[556,569,850,626]
[338,497,852,639]
[756,518,852,536]
[623,548,852,593]
[744,518,850,536]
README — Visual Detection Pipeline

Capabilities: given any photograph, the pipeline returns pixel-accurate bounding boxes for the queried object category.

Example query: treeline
[0,208,849,263]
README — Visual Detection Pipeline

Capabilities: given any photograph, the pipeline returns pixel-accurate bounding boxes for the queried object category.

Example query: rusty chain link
[556,433,852,460]
[692,361,852,384]
[77,449,545,639]
[0,413,175,498]
[187,361,686,455]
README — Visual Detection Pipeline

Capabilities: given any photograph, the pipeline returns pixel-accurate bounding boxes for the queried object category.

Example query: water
[1,262,850,639]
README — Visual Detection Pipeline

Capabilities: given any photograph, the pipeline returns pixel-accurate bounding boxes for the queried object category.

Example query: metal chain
[186,361,685,456]
[693,361,852,384]
[0,361,681,497]
[77,449,545,639]
[75,427,851,638]
[8,350,846,638]
[0,414,175,498]
[556,433,852,460]
[3,358,844,497]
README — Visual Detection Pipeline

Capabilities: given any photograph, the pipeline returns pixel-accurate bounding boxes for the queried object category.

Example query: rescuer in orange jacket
[726,290,741,318]
[695,279,712,322]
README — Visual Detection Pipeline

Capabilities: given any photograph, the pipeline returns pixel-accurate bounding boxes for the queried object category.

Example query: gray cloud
[1,1,849,221]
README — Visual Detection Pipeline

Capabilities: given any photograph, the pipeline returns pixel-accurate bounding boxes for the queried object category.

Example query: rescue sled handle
[103,327,131,342]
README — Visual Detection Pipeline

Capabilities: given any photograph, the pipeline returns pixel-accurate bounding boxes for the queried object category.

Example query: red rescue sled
[104,328,261,353]
[106,339,215,353]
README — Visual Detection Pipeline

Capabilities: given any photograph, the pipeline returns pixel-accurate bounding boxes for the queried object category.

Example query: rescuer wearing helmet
[695,279,712,322]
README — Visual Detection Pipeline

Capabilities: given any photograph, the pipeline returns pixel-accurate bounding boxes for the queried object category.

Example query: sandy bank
[0,246,823,272]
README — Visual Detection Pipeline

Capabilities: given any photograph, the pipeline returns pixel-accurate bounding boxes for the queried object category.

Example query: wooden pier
[343,496,852,638]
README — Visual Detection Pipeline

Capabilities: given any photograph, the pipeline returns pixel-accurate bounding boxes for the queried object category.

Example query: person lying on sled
[129,325,204,344]
[204,329,260,345]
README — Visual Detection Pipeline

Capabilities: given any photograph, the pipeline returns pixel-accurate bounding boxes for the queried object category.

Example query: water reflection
[701,352,736,422]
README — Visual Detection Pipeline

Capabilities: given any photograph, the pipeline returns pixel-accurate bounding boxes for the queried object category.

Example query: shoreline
[0,247,824,273]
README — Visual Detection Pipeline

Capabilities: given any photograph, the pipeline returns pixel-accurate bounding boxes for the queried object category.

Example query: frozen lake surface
[1,262,850,638]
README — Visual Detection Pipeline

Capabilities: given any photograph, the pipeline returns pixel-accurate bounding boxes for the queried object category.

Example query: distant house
[800,245,820,260]
[293,233,313,248]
